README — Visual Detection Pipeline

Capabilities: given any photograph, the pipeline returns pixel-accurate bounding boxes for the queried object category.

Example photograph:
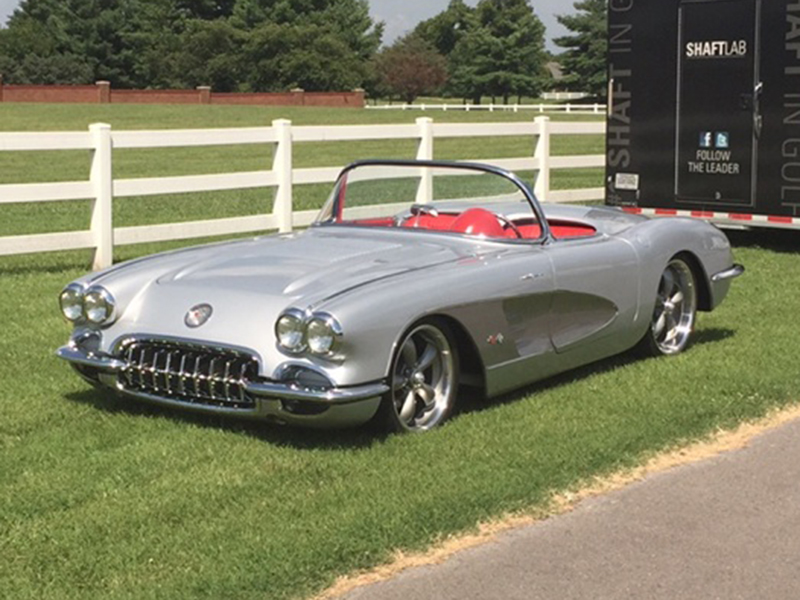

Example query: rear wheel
[377,319,459,432]
[638,257,697,356]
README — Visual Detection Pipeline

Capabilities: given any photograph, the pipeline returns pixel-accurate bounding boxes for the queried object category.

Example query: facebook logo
[699,131,713,148]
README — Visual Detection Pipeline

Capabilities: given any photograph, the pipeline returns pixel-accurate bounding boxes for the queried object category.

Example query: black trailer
[606,0,800,229]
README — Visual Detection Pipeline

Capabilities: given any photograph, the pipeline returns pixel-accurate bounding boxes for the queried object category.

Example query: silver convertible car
[57,160,743,432]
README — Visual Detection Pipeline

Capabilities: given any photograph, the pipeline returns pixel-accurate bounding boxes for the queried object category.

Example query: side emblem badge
[185,304,213,328]
[487,333,505,346]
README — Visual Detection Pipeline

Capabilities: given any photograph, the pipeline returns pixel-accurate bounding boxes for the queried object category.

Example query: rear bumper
[56,344,386,428]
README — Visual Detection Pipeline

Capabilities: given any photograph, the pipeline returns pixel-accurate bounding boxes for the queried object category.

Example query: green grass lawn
[2,104,798,600]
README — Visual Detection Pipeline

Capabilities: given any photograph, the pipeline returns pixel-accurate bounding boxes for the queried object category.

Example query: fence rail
[367,103,607,114]
[0,117,606,270]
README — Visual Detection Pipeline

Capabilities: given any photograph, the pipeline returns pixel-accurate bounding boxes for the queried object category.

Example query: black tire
[637,257,698,357]
[376,318,460,433]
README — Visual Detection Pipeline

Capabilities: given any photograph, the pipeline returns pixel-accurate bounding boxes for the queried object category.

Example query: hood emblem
[185,304,213,328]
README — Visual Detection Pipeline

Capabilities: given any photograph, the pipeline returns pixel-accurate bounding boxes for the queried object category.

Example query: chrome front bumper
[709,263,745,310]
[711,263,745,283]
[56,344,387,428]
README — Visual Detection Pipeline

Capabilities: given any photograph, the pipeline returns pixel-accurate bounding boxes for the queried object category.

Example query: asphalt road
[342,418,800,600]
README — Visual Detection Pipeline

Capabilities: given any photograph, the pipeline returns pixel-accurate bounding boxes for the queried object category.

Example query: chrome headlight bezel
[59,283,85,322]
[306,312,343,356]
[275,308,308,354]
[83,286,117,325]
[275,309,343,358]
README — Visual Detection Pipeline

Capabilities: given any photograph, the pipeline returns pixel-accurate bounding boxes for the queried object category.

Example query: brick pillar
[0,74,4,103]
[352,88,365,108]
[197,86,211,104]
[291,87,304,106]
[96,81,111,104]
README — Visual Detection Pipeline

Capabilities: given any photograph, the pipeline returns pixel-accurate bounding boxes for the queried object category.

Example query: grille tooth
[178,354,188,396]
[117,341,258,409]
[223,360,232,400]
[209,358,218,400]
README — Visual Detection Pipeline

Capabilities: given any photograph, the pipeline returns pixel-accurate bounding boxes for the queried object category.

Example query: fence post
[415,117,434,204]
[272,119,293,233]
[89,123,113,270]
[533,116,551,203]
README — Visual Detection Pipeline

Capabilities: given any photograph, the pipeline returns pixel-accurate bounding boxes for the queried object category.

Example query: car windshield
[314,162,543,241]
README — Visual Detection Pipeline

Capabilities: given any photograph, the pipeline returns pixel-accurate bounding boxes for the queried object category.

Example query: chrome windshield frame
[314,159,553,244]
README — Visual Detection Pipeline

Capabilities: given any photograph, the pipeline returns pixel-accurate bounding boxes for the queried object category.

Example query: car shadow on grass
[64,327,735,449]
[456,327,736,417]
[63,387,387,450]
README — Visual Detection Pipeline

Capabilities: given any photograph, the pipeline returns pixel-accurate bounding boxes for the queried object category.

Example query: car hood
[90,227,483,359]
[150,228,465,305]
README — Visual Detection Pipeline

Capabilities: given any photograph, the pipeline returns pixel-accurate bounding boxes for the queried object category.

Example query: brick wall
[0,79,365,108]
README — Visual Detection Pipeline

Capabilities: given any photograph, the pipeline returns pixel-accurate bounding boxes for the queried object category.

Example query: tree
[554,0,607,98]
[449,0,546,104]
[0,0,383,91]
[413,0,475,58]
[0,0,187,88]
[242,22,371,92]
[374,35,448,103]
[171,19,245,92]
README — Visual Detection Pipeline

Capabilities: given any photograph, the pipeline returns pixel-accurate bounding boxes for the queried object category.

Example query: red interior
[343,212,596,240]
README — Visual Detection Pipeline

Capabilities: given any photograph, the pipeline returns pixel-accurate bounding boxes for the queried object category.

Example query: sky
[0,0,570,51]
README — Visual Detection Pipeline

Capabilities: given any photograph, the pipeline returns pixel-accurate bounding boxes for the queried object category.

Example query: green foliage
[172,20,246,92]
[374,35,448,103]
[413,0,476,58]
[414,0,547,104]
[0,0,383,92]
[555,0,608,98]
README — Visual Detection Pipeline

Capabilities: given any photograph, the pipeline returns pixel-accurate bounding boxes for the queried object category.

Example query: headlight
[275,309,343,356]
[306,313,342,355]
[276,309,306,353]
[83,286,116,325]
[59,284,85,322]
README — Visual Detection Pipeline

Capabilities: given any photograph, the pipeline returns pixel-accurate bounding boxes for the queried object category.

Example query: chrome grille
[118,340,259,409]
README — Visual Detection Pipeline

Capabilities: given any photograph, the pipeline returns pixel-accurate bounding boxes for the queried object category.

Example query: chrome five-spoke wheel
[640,257,697,356]
[381,320,459,432]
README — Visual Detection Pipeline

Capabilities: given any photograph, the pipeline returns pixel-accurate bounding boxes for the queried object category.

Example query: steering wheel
[400,203,440,228]
[410,204,439,218]
[494,213,523,239]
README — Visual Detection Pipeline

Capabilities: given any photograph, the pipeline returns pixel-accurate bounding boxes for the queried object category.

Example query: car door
[544,234,641,359]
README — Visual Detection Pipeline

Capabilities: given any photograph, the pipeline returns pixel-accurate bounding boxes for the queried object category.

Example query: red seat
[448,208,508,238]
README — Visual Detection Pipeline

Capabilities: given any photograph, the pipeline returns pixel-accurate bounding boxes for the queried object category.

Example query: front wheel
[638,257,698,356]
[377,319,459,433]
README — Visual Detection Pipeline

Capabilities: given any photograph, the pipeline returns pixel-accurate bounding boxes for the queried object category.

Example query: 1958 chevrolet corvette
[57,160,743,432]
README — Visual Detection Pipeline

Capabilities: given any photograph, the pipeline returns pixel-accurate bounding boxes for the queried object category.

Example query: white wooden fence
[0,116,606,270]
[542,92,591,101]
[367,103,606,114]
